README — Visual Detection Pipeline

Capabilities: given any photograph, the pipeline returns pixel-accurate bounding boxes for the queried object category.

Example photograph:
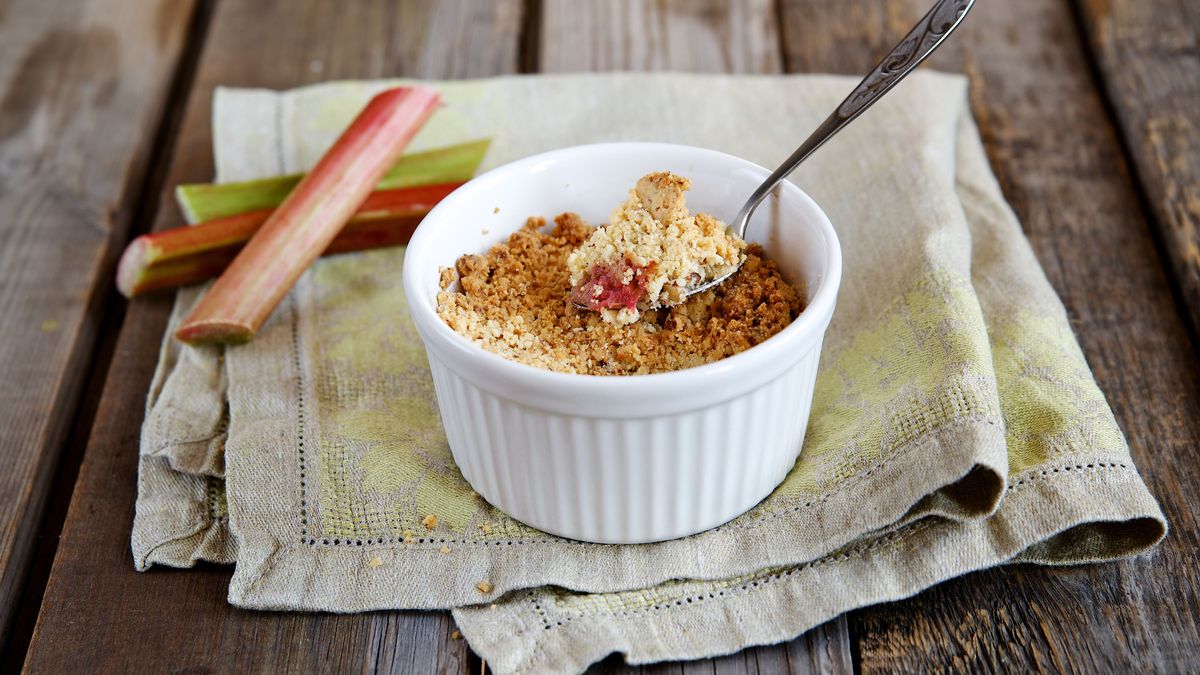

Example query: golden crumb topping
[435,212,803,376]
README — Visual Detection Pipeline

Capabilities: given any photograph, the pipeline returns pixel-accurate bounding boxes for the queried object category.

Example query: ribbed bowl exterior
[403,143,842,544]
[426,340,824,544]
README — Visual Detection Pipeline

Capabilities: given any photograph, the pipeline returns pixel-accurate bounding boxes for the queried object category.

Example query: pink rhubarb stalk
[117,182,459,297]
[175,86,440,344]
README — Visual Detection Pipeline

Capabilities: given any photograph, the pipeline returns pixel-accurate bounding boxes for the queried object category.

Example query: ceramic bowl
[403,142,841,543]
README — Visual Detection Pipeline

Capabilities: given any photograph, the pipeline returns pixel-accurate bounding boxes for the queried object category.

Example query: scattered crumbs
[476,580,494,594]
[489,603,498,611]
[40,319,60,333]
[493,206,500,214]
[439,266,456,290]
[480,523,493,535]
[450,630,462,640]
[422,514,439,530]
[439,545,452,554]
[481,228,490,235]
[401,529,416,544]
[368,556,383,568]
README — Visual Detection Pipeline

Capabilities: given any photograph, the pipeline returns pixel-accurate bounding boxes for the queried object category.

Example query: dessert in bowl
[435,171,801,374]
[403,142,841,544]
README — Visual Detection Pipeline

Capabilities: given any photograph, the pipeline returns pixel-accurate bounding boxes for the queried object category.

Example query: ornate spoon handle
[730,0,975,238]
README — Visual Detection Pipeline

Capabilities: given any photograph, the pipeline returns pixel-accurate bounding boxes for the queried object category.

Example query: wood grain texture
[21,0,524,672]
[0,0,198,645]
[704,619,852,675]
[539,0,782,74]
[779,0,1200,671]
[540,2,849,672]
[589,618,850,675]
[1074,0,1200,338]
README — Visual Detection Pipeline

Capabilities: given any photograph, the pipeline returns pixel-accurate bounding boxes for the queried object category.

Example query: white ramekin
[403,143,841,544]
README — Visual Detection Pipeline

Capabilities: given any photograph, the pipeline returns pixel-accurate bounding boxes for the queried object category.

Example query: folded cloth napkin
[132,72,1166,675]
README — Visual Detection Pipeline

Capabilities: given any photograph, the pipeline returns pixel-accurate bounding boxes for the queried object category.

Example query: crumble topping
[566,172,747,324]
[435,212,803,376]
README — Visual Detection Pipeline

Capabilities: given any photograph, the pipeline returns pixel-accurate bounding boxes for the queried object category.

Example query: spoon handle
[731,0,975,237]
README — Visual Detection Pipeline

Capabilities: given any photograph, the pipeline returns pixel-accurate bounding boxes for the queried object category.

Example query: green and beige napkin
[132,73,1166,675]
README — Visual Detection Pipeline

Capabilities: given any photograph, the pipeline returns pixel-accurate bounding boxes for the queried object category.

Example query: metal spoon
[576,0,975,310]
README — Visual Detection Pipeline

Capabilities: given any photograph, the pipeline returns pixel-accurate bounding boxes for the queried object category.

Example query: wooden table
[2,0,1197,672]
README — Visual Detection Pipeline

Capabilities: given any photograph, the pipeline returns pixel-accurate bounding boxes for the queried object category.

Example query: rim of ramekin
[403,142,842,417]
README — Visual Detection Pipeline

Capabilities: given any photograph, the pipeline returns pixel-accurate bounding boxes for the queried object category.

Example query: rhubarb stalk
[176,139,489,222]
[175,86,440,344]
[117,182,460,297]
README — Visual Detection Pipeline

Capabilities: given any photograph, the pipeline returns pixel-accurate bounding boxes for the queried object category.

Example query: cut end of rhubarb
[175,319,255,345]
[116,237,150,299]
[175,184,202,224]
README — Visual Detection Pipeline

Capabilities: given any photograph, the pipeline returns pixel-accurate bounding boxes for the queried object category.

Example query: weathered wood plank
[540,2,850,673]
[539,0,781,74]
[589,616,851,674]
[779,0,1200,671]
[0,0,199,645]
[22,0,525,672]
[1074,0,1200,339]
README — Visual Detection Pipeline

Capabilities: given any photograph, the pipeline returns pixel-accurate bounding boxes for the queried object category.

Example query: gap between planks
[0,0,213,658]
[1066,0,1200,355]
[0,0,219,671]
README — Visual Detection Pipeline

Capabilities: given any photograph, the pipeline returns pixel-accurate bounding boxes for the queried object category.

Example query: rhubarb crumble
[435,213,804,376]
[566,172,747,324]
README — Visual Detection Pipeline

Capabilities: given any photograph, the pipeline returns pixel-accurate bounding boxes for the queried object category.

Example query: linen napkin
[131,73,1166,675]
